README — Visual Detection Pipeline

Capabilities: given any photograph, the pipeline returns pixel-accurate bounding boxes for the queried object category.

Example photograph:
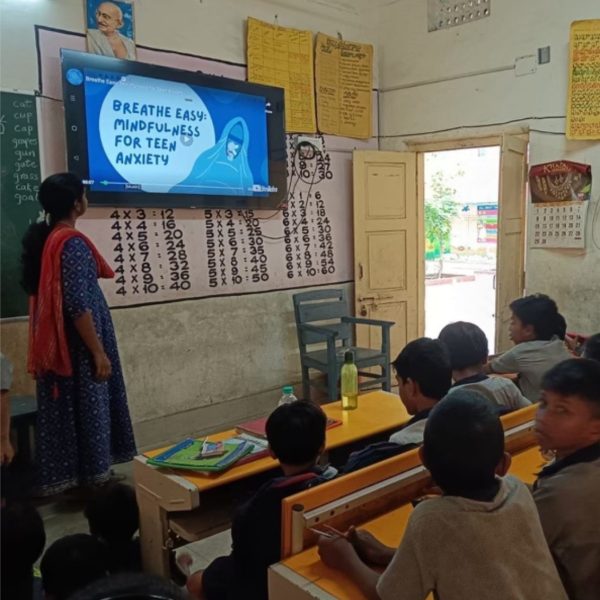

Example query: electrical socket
[538,46,551,64]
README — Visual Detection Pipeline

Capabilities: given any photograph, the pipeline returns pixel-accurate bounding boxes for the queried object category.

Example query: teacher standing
[21,173,136,496]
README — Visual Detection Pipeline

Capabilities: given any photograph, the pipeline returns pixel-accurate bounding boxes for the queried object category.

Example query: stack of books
[146,438,253,473]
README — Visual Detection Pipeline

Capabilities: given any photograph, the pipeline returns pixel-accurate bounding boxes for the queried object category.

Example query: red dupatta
[27,224,114,378]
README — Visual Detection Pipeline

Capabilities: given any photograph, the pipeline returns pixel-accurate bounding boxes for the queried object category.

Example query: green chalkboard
[1,91,42,318]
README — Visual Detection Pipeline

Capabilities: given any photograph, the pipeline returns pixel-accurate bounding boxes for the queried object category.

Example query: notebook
[236,415,342,439]
[226,433,271,465]
[146,438,253,473]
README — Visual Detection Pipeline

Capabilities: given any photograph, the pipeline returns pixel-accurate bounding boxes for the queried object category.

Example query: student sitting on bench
[85,483,141,573]
[318,391,568,600]
[439,321,530,411]
[340,339,451,474]
[533,359,600,600]
[484,293,570,402]
[388,338,452,446]
[182,400,335,600]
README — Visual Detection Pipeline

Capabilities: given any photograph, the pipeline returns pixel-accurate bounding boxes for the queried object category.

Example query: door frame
[405,133,529,339]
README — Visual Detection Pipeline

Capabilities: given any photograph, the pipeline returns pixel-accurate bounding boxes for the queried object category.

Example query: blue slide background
[83,68,270,195]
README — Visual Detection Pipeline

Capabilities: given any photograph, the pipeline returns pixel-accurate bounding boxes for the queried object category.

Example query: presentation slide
[69,68,273,196]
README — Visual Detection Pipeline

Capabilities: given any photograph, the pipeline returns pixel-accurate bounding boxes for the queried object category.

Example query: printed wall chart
[32,27,378,310]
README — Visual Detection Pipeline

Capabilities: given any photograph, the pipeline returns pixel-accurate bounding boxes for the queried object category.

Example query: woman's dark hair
[20,173,84,295]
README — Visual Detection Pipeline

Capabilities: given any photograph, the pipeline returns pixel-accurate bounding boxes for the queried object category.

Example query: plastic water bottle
[341,351,358,410]
[278,385,298,406]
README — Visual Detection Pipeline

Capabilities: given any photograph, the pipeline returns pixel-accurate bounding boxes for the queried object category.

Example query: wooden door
[353,151,422,359]
[495,135,528,352]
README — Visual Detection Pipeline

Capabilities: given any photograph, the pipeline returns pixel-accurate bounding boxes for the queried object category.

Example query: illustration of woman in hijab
[172,117,254,195]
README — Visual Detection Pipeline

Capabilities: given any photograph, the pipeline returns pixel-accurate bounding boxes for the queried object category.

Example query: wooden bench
[134,390,410,576]
[279,404,537,559]
[270,405,542,599]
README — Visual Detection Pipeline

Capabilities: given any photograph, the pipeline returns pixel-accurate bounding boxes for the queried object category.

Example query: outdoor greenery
[425,170,461,276]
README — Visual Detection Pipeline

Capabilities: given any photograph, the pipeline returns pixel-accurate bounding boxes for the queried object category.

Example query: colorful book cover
[146,438,253,473]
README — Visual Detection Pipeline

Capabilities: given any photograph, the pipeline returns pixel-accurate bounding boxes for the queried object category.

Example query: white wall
[378,0,600,334]
[0,0,376,447]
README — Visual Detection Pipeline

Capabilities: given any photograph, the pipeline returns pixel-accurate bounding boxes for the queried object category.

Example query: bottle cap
[282,385,294,395]
[344,351,354,363]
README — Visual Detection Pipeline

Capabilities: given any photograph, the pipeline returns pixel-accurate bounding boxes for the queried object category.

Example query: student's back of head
[41,534,109,600]
[85,483,141,573]
[70,573,186,600]
[509,294,562,341]
[266,400,326,466]
[392,337,452,400]
[438,321,488,370]
[583,333,600,362]
[85,482,139,545]
[422,391,505,496]
[1,502,46,600]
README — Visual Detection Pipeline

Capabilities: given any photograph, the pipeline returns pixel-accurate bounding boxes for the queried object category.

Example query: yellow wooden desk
[134,390,408,575]
[269,443,548,600]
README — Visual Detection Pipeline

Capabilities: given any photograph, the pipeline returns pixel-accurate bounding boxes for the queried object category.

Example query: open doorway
[424,146,501,352]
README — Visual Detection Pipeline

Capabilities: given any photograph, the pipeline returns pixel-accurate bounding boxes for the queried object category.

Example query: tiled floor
[175,530,233,574]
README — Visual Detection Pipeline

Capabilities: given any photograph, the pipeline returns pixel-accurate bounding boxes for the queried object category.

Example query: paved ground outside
[425,270,497,353]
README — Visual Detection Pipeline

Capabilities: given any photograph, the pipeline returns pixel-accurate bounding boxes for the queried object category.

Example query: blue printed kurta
[35,237,136,495]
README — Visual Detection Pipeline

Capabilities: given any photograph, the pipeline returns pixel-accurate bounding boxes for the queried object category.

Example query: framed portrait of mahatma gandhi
[86,0,136,61]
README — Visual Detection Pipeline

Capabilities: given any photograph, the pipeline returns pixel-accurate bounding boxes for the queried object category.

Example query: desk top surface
[278,444,547,600]
[141,390,408,492]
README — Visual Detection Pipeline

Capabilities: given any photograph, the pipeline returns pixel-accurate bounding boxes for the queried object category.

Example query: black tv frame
[61,49,287,209]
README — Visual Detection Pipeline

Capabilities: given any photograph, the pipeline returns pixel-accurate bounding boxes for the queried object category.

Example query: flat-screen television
[61,49,287,209]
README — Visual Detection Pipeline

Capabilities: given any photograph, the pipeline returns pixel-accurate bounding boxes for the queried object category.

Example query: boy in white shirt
[318,391,568,600]
[388,338,452,447]
[439,321,530,411]
[533,359,600,600]
[485,294,570,402]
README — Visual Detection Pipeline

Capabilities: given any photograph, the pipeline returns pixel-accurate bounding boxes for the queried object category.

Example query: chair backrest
[292,288,352,352]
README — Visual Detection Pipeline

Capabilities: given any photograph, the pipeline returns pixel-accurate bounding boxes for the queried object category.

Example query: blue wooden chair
[293,289,395,402]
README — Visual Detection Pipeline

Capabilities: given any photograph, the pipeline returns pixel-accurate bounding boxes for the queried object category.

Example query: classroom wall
[377,0,600,334]
[0,0,377,448]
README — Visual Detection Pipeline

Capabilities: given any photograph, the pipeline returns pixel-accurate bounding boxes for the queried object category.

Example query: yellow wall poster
[315,32,373,140]
[247,17,316,133]
[566,19,600,140]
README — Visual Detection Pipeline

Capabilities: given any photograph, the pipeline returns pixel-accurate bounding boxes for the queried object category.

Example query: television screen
[61,49,287,209]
